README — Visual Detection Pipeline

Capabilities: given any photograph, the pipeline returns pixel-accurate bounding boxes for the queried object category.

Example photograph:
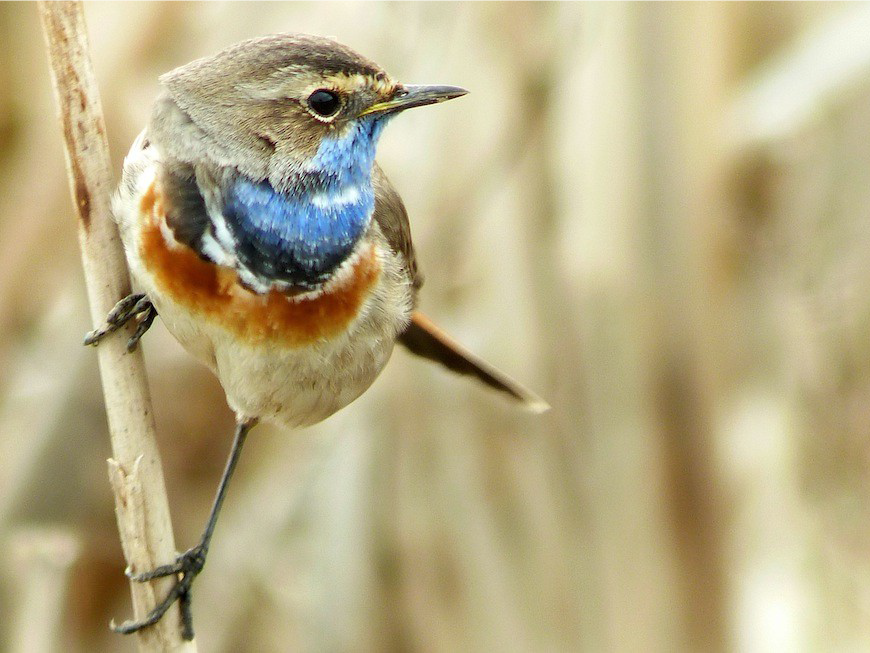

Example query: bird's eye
[307,89,341,117]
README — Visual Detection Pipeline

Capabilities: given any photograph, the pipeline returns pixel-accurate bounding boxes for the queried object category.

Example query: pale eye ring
[307,89,341,118]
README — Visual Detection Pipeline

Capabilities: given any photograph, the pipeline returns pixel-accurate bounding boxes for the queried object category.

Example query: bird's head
[149,33,467,192]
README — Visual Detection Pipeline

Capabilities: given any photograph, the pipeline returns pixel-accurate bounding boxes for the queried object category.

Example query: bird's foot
[110,544,207,640]
[84,293,157,352]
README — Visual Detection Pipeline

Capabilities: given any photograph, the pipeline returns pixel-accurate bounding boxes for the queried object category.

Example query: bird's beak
[360,84,468,117]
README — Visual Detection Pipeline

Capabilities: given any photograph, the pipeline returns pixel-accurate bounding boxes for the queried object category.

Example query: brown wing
[398,311,550,413]
[371,163,423,292]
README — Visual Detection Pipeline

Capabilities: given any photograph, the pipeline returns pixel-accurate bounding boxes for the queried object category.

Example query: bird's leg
[84,293,157,351]
[110,418,258,641]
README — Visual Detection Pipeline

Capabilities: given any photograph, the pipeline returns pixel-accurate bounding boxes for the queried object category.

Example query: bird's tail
[397,311,550,413]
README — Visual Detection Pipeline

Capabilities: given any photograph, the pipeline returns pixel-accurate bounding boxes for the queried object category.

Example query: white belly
[151,290,400,427]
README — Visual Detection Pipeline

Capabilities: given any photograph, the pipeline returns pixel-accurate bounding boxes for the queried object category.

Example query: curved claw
[84,293,157,349]
[112,546,206,640]
[126,303,157,352]
[110,579,186,634]
[128,545,204,582]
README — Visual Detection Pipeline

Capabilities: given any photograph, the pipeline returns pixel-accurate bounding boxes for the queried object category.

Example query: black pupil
[309,90,340,116]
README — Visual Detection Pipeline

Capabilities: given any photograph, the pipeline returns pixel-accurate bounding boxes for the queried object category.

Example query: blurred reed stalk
[37,2,191,650]
[8,527,80,653]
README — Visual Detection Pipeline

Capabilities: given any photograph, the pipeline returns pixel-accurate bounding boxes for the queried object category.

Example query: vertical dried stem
[8,527,81,653]
[37,2,192,650]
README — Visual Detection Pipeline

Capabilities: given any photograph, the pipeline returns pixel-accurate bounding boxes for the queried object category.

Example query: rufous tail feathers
[398,311,550,413]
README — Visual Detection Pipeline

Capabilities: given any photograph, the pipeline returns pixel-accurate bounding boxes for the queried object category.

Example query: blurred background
[2,2,870,651]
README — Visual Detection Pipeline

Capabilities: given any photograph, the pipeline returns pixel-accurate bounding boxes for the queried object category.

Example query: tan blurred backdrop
[3,2,870,652]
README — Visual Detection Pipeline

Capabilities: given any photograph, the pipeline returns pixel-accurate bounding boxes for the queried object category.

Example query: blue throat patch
[222,117,389,287]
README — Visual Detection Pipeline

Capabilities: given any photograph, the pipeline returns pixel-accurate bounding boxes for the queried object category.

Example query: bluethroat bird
[85,33,547,640]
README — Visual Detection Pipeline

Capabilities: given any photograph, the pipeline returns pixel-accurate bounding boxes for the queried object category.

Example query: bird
[85,33,548,640]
